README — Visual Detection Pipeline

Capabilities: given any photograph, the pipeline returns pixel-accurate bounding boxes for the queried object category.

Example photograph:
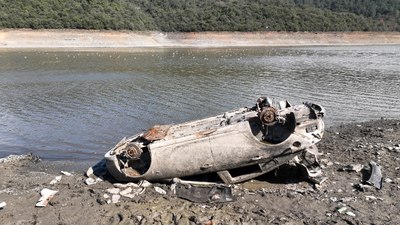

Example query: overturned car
[105,97,325,184]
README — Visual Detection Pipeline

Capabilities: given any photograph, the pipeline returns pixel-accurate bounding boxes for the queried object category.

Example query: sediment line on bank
[1,30,400,49]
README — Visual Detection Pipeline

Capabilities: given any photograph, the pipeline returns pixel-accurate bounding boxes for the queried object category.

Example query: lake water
[0,46,399,162]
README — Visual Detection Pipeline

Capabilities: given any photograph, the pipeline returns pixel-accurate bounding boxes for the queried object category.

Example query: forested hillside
[0,0,398,32]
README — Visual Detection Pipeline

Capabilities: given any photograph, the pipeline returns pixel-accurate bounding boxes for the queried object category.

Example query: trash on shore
[85,158,107,185]
[339,164,364,173]
[35,188,58,207]
[60,171,73,176]
[85,177,103,186]
[154,186,167,195]
[0,201,6,209]
[49,175,62,185]
[104,97,325,184]
[366,161,383,190]
[175,182,234,203]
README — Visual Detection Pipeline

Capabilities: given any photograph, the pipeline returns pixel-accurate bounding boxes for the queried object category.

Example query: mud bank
[1,30,400,49]
[1,119,399,224]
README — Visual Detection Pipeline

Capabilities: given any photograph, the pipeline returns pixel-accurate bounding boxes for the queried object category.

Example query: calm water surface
[0,46,399,162]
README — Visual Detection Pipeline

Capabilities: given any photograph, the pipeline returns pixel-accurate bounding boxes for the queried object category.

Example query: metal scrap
[366,161,383,190]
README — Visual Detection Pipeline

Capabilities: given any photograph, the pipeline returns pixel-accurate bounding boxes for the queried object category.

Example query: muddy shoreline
[1,30,400,50]
[1,118,399,224]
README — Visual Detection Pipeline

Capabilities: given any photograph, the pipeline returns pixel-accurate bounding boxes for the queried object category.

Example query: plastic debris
[337,207,347,214]
[120,187,145,199]
[36,188,58,207]
[106,188,120,195]
[119,187,132,196]
[139,180,152,188]
[365,195,377,201]
[61,171,73,176]
[85,177,103,186]
[113,182,139,188]
[111,194,120,204]
[50,175,62,185]
[346,211,356,217]
[154,186,167,195]
[0,201,6,209]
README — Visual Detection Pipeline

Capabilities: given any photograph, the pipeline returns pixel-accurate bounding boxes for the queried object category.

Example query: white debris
[113,182,140,188]
[61,171,73,176]
[121,187,146,199]
[106,188,120,195]
[0,201,6,209]
[337,207,347,214]
[140,180,152,188]
[384,178,393,183]
[103,194,110,199]
[50,176,62,185]
[85,177,102,186]
[120,187,132,196]
[154,186,167,195]
[346,211,356,217]
[36,188,58,207]
[365,195,377,201]
[111,194,120,204]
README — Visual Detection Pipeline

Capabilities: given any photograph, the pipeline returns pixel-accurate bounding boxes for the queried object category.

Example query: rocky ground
[1,119,399,225]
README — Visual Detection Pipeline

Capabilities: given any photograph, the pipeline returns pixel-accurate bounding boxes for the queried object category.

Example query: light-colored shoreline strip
[1,29,400,50]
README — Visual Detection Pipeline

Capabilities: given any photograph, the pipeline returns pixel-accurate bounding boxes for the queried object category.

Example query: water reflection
[0,46,399,161]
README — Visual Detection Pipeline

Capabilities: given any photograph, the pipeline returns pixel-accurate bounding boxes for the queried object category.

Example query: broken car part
[105,97,325,184]
[366,161,383,190]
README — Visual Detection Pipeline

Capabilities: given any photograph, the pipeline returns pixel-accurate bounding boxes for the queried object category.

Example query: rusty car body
[105,97,325,184]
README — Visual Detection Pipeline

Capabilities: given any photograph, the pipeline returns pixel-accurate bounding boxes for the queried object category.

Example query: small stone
[0,201,6,209]
[103,194,110,199]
